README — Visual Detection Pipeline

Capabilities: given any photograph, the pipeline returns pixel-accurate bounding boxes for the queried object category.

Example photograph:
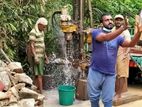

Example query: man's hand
[136,22,142,33]
[34,56,39,64]
[45,59,49,64]
[45,54,49,64]
[122,16,129,30]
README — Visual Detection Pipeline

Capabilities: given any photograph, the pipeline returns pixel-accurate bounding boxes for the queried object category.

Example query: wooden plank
[113,93,142,106]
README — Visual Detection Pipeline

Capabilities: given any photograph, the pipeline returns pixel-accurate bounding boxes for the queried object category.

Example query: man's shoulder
[91,28,103,39]
[28,28,37,41]
[123,29,130,33]
[122,29,131,36]
[92,28,102,34]
[92,28,102,31]
[29,28,36,35]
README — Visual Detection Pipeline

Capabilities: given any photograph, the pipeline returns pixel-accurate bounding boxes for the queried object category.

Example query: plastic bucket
[58,85,76,106]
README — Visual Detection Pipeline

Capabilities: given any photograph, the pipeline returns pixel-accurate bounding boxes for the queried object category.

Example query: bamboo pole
[0,48,11,63]
[79,0,84,51]
[73,0,79,21]
[88,0,93,27]
[80,0,83,30]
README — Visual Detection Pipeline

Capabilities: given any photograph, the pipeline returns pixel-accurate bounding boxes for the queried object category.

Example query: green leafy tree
[1,0,142,68]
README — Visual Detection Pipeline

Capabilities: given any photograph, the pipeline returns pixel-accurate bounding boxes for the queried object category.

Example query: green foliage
[0,0,72,60]
[91,0,142,27]
[1,0,142,64]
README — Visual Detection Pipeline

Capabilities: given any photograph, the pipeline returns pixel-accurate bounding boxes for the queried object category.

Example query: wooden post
[73,0,80,21]
[79,0,84,51]
[88,0,93,27]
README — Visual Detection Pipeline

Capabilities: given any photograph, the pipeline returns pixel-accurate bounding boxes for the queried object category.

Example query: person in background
[114,14,131,100]
[87,13,142,107]
[28,17,48,93]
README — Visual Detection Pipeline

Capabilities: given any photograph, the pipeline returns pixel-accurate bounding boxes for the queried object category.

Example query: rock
[14,73,33,85]
[0,81,5,91]
[19,87,38,99]
[0,99,9,107]
[0,60,43,106]
[7,62,23,73]
[19,98,35,107]
[0,71,11,91]
[0,92,9,100]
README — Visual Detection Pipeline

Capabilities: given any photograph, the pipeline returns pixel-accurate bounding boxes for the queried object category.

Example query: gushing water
[58,31,67,58]
[57,31,73,85]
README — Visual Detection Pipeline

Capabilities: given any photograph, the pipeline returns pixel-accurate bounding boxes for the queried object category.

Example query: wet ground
[43,84,142,107]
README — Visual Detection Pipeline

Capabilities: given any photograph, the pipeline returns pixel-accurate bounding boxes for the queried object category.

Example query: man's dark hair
[100,13,112,23]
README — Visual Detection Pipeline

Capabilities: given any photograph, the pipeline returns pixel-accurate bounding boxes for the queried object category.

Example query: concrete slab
[43,85,142,107]
[43,89,90,107]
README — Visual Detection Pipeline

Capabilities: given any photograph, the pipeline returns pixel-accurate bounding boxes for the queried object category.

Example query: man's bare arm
[96,17,129,42]
[96,26,126,42]
[122,23,142,47]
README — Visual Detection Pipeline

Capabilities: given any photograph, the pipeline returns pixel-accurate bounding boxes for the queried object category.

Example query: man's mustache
[108,23,113,25]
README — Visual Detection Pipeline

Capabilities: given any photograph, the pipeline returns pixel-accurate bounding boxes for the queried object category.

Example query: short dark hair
[100,13,112,23]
